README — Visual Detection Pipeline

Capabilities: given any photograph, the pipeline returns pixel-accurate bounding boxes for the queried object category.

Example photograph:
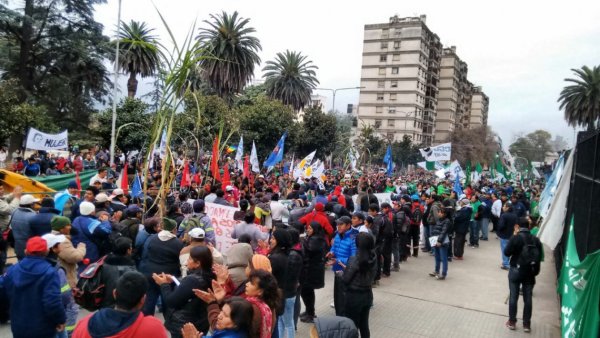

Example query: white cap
[258,175,264,178]
[225,185,234,192]
[41,233,67,249]
[19,194,40,206]
[80,201,95,216]
[111,188,124,197]
[188,228,205,239]
[95,193,109,203]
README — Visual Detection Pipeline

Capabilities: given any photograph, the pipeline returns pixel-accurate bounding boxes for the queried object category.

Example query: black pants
[381,240,392,275]
[293,288,301,329]
[333,273,346,316]
[454,232,466,258]
[345,289,373,338]
[447,234,454,258]
[374,245,382,280]
[408,226,420,256]
[300,286,316,316]
[491,215,499,232]
[509,277,534,325]
[399,232,409,260]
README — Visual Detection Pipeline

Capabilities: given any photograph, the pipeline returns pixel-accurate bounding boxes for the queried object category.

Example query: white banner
[419,143,451,161]
[26,127,68,151]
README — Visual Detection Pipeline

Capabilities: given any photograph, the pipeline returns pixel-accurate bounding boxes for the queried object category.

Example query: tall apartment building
[467,86,489,128]
[357,15,488,146]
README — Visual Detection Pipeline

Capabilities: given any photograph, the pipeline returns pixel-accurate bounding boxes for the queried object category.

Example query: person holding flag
[383,145,393,176]
[264,132,287,169]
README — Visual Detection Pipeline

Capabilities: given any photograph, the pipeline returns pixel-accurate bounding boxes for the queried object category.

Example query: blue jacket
[0,256,66,338]
[329,228,358,272]
[209,329,248,338]
[29,207,60,237]
[9,207,36,260]
[71,215,111,268]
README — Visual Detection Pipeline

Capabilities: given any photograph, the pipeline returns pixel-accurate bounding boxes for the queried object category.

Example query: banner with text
[205,202,268,253]
[419,143,451,161]
[26,127,68,151]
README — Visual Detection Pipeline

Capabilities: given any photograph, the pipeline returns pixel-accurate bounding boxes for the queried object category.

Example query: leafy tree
[0,0,111,130]
[296,106,337,156]
[196,11,261,100]
[449,126,497,165]
[509,129,552,162]
[353,123,384,167]
[234,83,267,107]
[549,134,569,152]
[95,98,153,154]
[558,65,600,131]
[116,20,161,98]
[391,135,423,169]
[263,50,319,112]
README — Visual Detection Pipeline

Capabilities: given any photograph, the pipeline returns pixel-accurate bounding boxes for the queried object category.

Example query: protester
[71,201,111,271]
[326,216,357,316]
[498,202,518,270]
[225,238,254,288]
[300,221,328,323]
[99,237,137,308]
[180,297,255,338]
[50,215,86,287]
[429,207,452,280]
[29,197,60,236]
[232,211,269,250]
[10,194,40,260]
[453,198,472,260]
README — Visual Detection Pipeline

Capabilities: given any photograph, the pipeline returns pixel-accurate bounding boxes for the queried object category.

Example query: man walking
[326,216,357,316]
[498,202,517,270]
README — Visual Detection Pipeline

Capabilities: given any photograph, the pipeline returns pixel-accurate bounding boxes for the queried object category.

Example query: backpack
[517,233,541,277]
[393,210,411,236]
[411,206,422,226]
[73,255,107,311]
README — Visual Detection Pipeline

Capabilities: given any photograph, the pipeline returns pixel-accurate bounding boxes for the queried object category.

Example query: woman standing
[267,229,291,338]
[299,222,328,323]
[429,207,452,280]
[342,232,377,338]
[153,246,215,338]
[181,297,255,338]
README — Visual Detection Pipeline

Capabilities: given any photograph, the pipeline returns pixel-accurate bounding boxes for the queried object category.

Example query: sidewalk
[296,235,561,337]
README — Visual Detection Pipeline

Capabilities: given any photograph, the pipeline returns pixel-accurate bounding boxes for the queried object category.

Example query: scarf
[245,296,272,338]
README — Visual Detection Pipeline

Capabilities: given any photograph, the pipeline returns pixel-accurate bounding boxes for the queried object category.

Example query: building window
[381,28,389,39]
[391,67,399,74]
[381,41,388,49]
[376,106,383,113]
[377,80,385,88]
[374,119,382,128]
[391,81,398,88]
[377,93,384,101]
[379,54,387,62]
[389,107,396,114]
[389,93,397,101]
[387,132,395,140]
[388,119,395,127]
[392,54,400,61]
[378,67,386,75]
[393,41,400,49]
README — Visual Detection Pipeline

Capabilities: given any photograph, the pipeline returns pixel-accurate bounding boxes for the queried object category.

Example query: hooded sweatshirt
[72,308,166,338]
[0,256,66,338]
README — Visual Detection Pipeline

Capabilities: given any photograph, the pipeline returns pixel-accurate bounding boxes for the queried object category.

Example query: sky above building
[95,0,600,147]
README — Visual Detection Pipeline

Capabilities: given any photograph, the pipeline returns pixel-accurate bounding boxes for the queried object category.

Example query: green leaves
[558,65,600,131]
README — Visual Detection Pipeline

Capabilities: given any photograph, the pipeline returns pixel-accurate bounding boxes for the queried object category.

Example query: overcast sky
[95,0,600,147]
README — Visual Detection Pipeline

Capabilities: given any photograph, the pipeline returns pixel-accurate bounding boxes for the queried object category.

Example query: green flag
[475,162,483,174]
[426,161,436,170]
[559,217,600,337]
[465,160,472,186]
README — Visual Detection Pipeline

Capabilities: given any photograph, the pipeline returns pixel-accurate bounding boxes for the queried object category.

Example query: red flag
[221,163,231,191]
[193,173,201,185]
[243,155,250,178]
[180,160,190,188]
[75,170,82,198]
[211,136,221,182]
[120,163,129,195]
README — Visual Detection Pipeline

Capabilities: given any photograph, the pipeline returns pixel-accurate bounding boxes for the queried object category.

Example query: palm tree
[117,20,161,98]
[262,50,319,111]
[196,11,261,100]
[558,65,600,131]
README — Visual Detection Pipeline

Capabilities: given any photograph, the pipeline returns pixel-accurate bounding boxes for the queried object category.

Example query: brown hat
[250,254,272,273]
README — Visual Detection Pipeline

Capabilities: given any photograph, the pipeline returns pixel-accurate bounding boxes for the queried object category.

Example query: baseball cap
[26,236,48,254]
[380,202,392,209]
[19,194,40,206]
[352,212,365,221]
[188,228,205,239]
[258,175,264,178]
[95,193,110,203]
[225,185,234,192]
[193,199,205,213]
[336,216,352,225]
[111,188,124,197]
[80,201,95,216]
[41,233,67,249]
[67,180,78,189]
[126,204,142,214]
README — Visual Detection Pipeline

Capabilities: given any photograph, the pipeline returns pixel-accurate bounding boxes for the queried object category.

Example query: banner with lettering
[25,127,68,150]
[419,143,451,161]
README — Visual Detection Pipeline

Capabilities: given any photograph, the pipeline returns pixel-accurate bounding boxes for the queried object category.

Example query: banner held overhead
[25,127,68,151]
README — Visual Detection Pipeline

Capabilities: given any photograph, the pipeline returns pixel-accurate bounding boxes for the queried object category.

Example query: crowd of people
[0,155,545,337]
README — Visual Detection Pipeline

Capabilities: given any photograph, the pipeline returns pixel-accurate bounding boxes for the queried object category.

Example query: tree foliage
[509,129,553,162]
[95,98,153,153]
[296,106,337,156]
[558,65,600,131]
[353,123,385,167]
[449,126,497,165]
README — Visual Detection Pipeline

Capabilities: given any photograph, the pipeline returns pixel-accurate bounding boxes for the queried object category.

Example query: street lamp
[315,87,364,113]
[109,0,123,166]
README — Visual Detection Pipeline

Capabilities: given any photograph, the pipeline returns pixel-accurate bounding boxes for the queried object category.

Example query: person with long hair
[342,232,377,338]
[181,296,254,338]
[267,229,291,337]
[429,207,452,280]
[299,222,328,323]
[153,246,216,338]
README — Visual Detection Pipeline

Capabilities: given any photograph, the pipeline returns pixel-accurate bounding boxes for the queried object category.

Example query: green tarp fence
[34,170,98,192]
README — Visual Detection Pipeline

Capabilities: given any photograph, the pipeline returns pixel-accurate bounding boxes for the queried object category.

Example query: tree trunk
[19,0,35,93]
[127,72,138,98]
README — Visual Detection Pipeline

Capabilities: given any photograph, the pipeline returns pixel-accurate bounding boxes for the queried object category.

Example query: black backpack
[517,233,541,277]
[73,256,107,311]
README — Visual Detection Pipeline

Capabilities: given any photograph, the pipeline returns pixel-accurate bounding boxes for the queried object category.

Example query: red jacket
[327,186,346,207]
[72,312,167,338]
[299,210,334,239]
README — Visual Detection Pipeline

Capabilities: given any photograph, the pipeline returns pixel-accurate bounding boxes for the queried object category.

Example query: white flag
[348,147,358,172]
[419,143,451,161]
[235,136,244,169]
[25,127,68,151]
[297,151,316,171]
[159,128,168,159]
[250,141,260,173]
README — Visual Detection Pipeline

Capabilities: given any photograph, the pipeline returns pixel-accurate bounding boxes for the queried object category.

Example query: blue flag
[383,145,393,176]
[263,132,287,167]
[131,172,143,198]
[453,173,463,196]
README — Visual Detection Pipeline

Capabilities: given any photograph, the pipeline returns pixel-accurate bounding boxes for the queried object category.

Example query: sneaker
[500,265,509,270]
[382,273,390,278]
[436,275,446,280]
[330,302,335,308]
[392,266,400,272]
[429,272,438,277]
[505,320,516,330]
[454,256,463,260]
[523,324,531,333]
[300,315,315,323]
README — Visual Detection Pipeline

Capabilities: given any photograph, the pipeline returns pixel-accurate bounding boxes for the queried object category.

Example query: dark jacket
[314,316,359,338]
[342,253,377,291]
[301,234,327,289]
[9,207,36,260]
[0,256,66,338]
[138,232,183,277]
[431,217,451,245]
[160,269,215,335]
[283,248,303,298]
[99,254,137,308]
[71,215,112,269]
[359,194,378,212]
[117,218,142,242]
[453,206,471,235]
[498,211,518,240]
[503,228,542,285]
[29,207,61,237]
[268,249,289,293]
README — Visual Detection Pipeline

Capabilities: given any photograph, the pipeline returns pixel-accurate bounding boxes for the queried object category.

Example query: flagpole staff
[109,0,122,167]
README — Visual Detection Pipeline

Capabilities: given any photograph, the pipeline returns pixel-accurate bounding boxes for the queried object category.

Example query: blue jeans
[55,330,68,338]
[142,278,162,316]
[480,218,490,239]
[509,278,534,325]
[469,220,481,245]
[278,296,296,338]
[423,225,431,251]
[500,238,510,268]
[434,245,448,276]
